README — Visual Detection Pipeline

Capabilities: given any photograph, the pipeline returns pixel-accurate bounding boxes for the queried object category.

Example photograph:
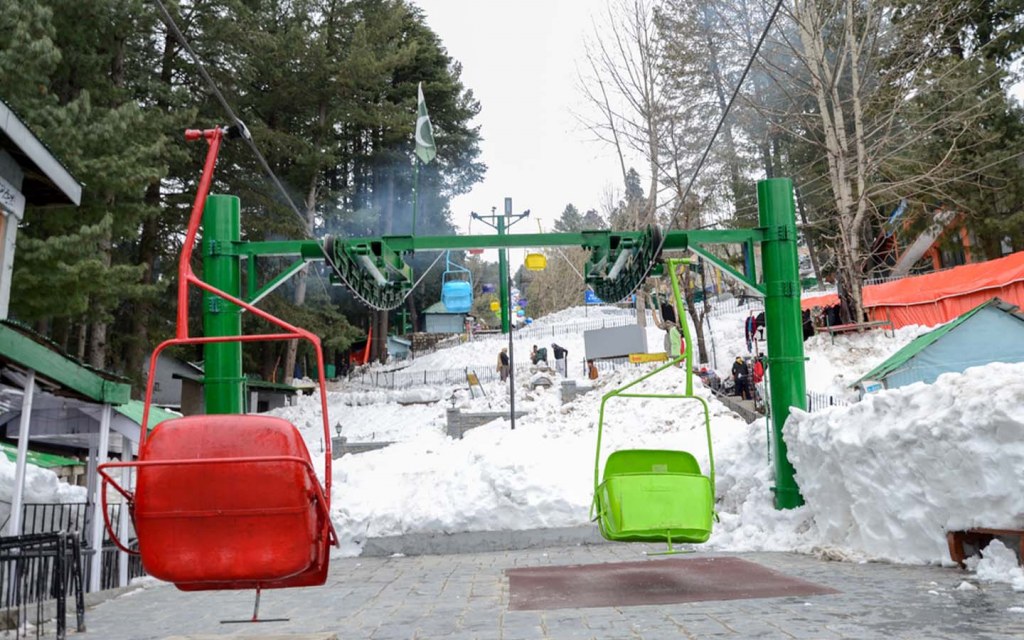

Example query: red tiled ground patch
[506,556,839,611]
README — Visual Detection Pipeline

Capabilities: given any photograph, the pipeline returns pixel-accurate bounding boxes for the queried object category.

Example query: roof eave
[0,100,82,206]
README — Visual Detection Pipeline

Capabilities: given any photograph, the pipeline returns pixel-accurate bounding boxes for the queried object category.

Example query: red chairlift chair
[97,127,338,607]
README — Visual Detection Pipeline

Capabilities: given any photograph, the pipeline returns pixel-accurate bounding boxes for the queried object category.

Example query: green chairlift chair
[590,259,716,553]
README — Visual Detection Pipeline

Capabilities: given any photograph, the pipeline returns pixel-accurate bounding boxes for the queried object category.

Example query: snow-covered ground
[273,301,1024,597]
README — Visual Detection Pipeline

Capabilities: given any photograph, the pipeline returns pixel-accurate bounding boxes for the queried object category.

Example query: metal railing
[702,297,765,319]
[510,312,653,340]
[805,391,851,412]
[18,503,145,591]
[348,355,648,390]
[18,503,89,539]
[0,532,85,640]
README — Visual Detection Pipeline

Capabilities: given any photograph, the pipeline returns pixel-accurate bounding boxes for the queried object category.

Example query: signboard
[584,325,648,360]
[861,380,884,394]
[628,353,668,364]
[584,289,602,305]
[0,176,25,218]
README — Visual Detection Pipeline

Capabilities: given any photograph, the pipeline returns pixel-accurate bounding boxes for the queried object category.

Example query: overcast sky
[409,1,1024,272]
[411,0,630,266]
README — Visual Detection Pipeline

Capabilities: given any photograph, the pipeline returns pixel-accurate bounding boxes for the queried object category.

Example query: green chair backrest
[603,449,700,478]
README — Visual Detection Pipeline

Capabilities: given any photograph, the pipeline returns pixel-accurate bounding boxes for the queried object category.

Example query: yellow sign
[489,300,500,311]
[628,352,668,364]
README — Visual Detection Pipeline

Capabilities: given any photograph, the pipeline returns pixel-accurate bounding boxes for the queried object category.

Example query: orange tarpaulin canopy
[801,251,1024,328]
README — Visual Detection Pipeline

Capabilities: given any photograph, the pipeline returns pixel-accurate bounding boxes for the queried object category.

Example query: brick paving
[75,543,1024,640]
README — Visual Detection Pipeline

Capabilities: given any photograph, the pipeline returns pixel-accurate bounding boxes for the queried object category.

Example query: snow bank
[787,362,1024,564]
[0,454,87,530]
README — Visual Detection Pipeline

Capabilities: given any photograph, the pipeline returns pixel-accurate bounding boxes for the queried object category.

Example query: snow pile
[786,362,1024,564]
[0,454,87,530]
[972,540,1024,592]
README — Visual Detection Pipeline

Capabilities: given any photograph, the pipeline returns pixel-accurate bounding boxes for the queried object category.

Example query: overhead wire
[641,0,788,286]
[151,0,425,311]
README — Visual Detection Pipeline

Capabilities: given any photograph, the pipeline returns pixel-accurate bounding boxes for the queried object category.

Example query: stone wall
[445,409,529,439]
[331,436,394,459]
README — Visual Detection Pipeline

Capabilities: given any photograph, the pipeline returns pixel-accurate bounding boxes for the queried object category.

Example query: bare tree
[580,0,668,228]
[781,0,1005,320]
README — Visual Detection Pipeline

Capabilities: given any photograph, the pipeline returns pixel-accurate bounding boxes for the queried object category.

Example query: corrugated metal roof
[0,442,80,468]
[113,399,182,430]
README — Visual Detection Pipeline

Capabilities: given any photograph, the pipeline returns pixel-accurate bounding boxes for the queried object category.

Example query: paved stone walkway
[75,543,1024,640]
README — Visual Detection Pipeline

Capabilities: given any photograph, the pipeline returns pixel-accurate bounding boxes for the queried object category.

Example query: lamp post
[471,198,530,431]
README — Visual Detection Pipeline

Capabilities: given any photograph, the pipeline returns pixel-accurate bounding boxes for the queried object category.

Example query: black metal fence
[350,361,535,389]
[18,503,89,539]
[348,354,650,390]
[0,532,85,640]
[19,502,145,591]
[805,391,852,412]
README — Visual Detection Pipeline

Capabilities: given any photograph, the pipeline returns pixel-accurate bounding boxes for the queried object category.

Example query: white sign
[0,176,25,219]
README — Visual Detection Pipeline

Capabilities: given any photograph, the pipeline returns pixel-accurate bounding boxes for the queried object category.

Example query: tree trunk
[283,269,308,382]
[76,321,87,362]
[794,0,867,322]
[128,26,176,383]
[794,185,824,286]
[88,225,113,369]
[406,295,419,333]
[284,172,318,383]
[703,7,747,223]
[370,168,395,363]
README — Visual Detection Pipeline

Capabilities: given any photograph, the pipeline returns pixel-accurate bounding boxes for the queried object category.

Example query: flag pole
[412,157,419,235]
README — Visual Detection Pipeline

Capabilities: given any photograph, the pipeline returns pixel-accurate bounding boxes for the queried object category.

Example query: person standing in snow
[551,343,568,376]
[588,359,599,380]
[732,356,751,400]
[498,348,510,382]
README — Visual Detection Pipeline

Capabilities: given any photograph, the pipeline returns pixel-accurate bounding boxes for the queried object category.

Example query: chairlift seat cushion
[595,449,713,544]
[134,415,324,588]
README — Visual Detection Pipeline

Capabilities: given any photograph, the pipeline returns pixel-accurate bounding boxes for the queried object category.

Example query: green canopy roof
[114,399,182,430]
[0,442,80,469]
[853,298,1020,387]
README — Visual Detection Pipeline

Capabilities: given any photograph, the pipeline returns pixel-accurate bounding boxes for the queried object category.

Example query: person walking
[498,347,510,382]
